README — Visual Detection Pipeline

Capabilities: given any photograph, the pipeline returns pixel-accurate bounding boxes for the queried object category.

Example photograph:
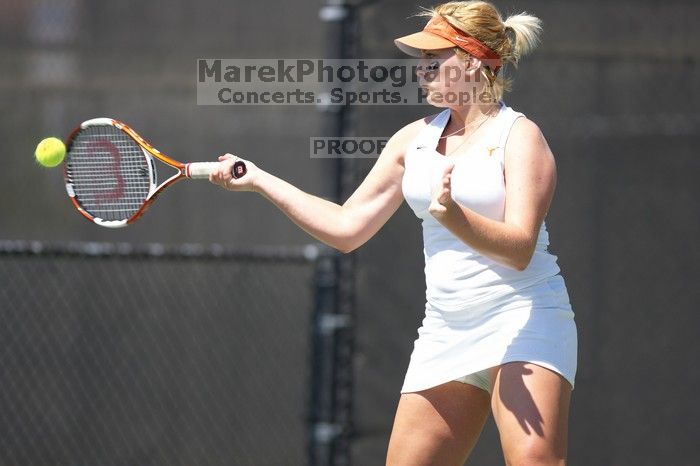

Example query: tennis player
[210,1,577,464]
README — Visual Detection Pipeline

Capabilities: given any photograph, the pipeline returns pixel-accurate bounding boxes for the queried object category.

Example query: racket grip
[186,161,247,179]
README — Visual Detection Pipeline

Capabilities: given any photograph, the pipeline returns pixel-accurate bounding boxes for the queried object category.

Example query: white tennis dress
[400,103,578,393]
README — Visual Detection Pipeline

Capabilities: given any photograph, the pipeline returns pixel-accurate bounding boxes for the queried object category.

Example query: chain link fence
[0,240,326,466]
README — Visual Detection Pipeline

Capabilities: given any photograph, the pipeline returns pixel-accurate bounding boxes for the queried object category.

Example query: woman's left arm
[429,117,556,271]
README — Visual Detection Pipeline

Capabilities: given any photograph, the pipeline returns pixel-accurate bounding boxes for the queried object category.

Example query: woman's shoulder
[508,114,544,141]
[503,114,553,170]
[496,102,541,140]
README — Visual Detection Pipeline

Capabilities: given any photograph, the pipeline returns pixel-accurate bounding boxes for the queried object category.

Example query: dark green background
[1,0,698,464]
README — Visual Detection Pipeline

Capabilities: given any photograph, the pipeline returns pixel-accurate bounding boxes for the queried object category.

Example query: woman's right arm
[209,121,423,253]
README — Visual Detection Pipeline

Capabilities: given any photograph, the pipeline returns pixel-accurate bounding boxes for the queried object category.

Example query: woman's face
[416,48,487,108]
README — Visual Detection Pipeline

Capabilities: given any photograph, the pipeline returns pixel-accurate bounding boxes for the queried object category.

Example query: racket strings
[66,125,154,222]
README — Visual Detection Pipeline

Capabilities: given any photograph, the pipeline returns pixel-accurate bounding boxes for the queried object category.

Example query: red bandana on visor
[395,15,503,74]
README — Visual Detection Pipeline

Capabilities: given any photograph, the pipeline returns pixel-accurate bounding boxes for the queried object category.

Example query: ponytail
[503,13,542,66]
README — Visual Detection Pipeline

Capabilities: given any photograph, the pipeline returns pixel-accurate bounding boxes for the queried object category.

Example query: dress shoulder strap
[409,109,451,151]
[494,105,525,169]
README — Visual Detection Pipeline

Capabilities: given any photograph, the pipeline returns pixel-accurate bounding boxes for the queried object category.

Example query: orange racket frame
[64,118,246,228]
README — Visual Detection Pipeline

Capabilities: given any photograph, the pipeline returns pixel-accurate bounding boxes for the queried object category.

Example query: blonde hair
[418,1,542,101]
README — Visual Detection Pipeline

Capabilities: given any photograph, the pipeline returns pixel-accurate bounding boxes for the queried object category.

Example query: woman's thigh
[489,362,572,466]
[386,381,492,466]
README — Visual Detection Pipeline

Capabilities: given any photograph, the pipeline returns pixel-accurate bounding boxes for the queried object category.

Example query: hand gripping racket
[64,118,246,228]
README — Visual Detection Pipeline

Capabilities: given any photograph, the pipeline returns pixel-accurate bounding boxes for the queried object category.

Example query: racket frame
[64,118,221,228]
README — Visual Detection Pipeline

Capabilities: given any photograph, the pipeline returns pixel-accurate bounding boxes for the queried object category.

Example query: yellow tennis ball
[35,137,66,168]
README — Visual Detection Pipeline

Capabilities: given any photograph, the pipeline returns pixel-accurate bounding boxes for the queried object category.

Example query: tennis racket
[63,118,246,228]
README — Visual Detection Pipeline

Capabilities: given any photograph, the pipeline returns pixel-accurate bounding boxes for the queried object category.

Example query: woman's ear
[465,56,482,71]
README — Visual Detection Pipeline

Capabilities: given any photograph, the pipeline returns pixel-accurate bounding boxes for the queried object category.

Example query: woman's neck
[448,102,501,131]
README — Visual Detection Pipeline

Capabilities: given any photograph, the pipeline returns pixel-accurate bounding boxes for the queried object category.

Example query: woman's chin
[420,89,449,108]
